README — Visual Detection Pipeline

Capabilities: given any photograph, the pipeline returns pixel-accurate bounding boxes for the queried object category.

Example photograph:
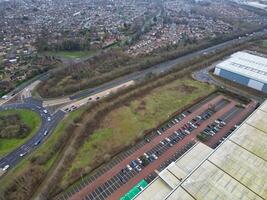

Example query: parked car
[126,165,132,171]
[135,165,142,172]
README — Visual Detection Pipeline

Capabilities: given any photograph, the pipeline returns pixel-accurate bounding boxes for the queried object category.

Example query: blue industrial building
[214,51,267,93]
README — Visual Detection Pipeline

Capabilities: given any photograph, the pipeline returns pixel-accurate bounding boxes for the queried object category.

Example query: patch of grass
[0,109,41,157]
[44,50,96,59]
[0,107,85,191]
[62,78,215,185]
[262,40,267,47]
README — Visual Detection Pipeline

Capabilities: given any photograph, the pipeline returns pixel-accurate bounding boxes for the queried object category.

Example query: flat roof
[216,51,267,84]
[135,143,213,200]
[135,100,267,200]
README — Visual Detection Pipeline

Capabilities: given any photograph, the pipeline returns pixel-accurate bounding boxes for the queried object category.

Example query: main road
[0,29,266,173]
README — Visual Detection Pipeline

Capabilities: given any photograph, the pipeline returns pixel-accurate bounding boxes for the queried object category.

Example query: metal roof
[216,51,267,84]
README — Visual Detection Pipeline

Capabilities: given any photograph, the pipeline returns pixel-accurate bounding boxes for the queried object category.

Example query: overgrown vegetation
[197,132,210,142]
[0,114,30,139]
[0,109,41,157]
[61,78,215,187]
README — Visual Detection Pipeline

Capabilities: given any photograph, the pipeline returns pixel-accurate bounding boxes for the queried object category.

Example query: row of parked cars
[124,112,193,172]
[125,108,216,174]
[202,119,226,137]
[157,108,216,149]
[126,152,159,172]
[212,124,239,148]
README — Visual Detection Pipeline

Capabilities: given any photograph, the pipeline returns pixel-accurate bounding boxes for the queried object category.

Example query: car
[152,154,158,160]
[145,138,150,143]
[2,165,10,171]
[184,130,190,134]
[196,115,202,120]
[43,110,48,114]
[34,139,42,146]
[156,130,162,135]
[19,152,27,157]
[126,164,132,171]
[47,117,51,122]
[215,120,220,124]
[165,137,171,142]
[44,130,48,136]
[96,97,100,100]
[71,105,77,110]
[2,95,8,100]
[137,158,142,164]
[130,160,139,168]
[143,153,149,158]
[135,165,142,172]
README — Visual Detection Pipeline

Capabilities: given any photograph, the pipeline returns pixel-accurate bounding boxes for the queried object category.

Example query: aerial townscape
[0,0,266,200]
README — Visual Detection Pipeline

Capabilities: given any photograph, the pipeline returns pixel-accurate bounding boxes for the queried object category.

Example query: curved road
[0,98,65,170]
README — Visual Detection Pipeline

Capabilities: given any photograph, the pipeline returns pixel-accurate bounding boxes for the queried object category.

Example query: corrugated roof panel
[216,51,267,84]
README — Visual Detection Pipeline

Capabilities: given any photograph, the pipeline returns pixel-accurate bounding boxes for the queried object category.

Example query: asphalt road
[69,30,267,100]
[0,98,65,170]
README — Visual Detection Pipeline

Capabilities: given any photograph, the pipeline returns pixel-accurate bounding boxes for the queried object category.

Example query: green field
[44,50,96,59]
[0,109,41,157]
[62,78,215,186]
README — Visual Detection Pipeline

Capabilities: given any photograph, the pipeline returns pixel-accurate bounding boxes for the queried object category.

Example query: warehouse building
[214,51,267,93]
[134,100,267,200]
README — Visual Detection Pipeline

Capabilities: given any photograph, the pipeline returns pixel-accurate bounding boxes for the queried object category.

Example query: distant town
[0,0,267,96]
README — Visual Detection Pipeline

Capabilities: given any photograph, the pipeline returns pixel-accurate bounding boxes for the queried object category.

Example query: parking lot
[54,94,257,200]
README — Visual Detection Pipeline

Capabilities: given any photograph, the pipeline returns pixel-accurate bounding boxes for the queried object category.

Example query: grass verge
[0,109,41,157]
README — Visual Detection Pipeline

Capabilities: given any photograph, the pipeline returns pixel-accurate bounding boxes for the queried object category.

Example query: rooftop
[216,51,267,84]
[134,100,267,200]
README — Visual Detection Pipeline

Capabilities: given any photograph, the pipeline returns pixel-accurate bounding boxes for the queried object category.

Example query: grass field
[0,108,84,191]
[44,50,96,59]
[62,78,215,186]
[0,109,41,157]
